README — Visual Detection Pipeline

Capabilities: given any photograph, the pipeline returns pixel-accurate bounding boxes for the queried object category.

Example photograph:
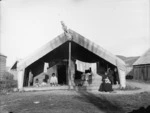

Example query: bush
[0,71,17,93]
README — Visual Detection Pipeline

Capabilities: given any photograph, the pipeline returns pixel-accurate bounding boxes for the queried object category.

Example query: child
[50,73,58,86]
[41,79,47,86]
[34,78,39,87]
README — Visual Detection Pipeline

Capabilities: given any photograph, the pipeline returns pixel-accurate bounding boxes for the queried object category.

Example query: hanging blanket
[76,60,96,73]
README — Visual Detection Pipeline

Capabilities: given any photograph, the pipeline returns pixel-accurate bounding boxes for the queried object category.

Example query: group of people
[33,73,58,87]
[75,68,92,86]
[99,68,118,92]
[28,67,118,92]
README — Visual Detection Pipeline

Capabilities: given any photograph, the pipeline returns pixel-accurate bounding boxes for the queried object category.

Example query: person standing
[114,68,120,84]
[81,72,86,86]
[107,68,114,85]
[34,78,39,87]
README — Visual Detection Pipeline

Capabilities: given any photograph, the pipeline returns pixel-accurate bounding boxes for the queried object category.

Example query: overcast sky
[0,0,150,66]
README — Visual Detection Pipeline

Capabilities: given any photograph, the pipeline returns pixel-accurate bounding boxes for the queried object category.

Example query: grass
[129,79,150,84]
[0,71,17,95]
[1,90,150,113]
[0,79,149,113]
[115,84,141,91]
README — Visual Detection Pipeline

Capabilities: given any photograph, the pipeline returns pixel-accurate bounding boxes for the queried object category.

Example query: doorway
[57,65,67,85]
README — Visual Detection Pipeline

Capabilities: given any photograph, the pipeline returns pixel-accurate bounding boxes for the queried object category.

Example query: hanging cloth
[76,60,96,73]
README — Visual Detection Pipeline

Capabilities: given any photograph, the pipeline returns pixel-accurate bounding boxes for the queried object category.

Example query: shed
[133,48,150,81]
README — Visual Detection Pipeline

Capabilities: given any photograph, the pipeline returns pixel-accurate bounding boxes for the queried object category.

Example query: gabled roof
[133,48,150,65]
[18,29,126,70]
[0,53,7,58]
[10,59,22,70]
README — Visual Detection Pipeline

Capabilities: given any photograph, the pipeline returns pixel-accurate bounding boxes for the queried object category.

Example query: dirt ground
[0,80,150,113]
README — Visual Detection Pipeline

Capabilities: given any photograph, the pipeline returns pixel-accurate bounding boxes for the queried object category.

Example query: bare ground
[0,80,150,113]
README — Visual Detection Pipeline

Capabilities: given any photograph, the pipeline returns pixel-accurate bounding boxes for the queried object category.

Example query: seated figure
[99,70,113,92]
[50,73,58,86]
[34,78,39,87]
[41,79,47,86]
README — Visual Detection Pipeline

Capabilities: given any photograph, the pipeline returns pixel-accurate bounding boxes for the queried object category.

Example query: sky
[0,0,150,66]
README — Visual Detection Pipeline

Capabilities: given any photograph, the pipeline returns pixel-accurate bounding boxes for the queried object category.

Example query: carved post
[61,21,73,89]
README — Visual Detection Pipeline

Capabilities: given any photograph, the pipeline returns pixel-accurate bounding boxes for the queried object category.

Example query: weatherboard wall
[0,54,7,79]
[133,64,150,81]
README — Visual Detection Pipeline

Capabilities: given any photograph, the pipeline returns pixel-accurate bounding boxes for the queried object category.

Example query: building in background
[133,48,150,81]
[0,53,7,80]
[9,59,22,80]
[117,55,139,79]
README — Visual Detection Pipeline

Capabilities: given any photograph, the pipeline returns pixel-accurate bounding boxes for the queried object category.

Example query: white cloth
[41,82,47,86]
[105,77,111,84]
[76,60,96,73]
[50,76,58,84]
[44,63,49,73]
[28,72,33,83]
[118,68,126,88]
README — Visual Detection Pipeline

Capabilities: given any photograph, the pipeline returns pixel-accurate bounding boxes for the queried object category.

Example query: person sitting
[34,78,39,87]
[41,79,47,86]
[99,68,113,92]
[53,73,58,86]
[44,73,49,83]
[50,73,58,86]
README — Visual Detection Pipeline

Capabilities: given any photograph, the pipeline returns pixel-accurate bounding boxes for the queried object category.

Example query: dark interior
[57,65,67,85]
[23,41,116,86]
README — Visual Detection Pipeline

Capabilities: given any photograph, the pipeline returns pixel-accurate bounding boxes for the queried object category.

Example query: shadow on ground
[128,106,150,113]
[76,91,124,113]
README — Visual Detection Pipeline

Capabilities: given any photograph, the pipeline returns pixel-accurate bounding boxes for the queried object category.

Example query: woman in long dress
[99,69,113,92]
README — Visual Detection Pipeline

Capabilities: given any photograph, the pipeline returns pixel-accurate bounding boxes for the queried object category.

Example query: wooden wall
[133,64,150,81]
[0,55,7,79]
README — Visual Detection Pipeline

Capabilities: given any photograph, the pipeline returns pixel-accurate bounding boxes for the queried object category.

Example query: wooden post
[68,41,72,89]
[17,69,25,91]
[60,21,73,89]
